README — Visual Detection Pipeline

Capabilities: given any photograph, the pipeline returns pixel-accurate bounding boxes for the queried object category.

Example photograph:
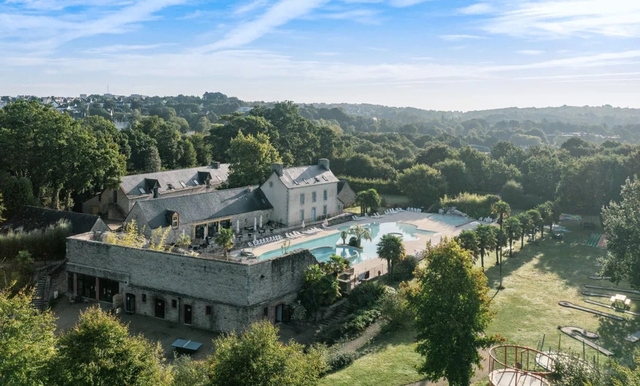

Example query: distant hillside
[310,103,640,127]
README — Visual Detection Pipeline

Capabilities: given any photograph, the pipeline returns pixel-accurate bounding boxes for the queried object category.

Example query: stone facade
[66,234,317,332]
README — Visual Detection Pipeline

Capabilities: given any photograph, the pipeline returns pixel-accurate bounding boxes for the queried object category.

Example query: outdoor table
[171,339,203,354]
[610,294,630,310]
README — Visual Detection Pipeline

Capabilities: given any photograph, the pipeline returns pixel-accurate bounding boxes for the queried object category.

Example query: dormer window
[167,183,174,190]
[180,181,186,188]
[172,213,179,228]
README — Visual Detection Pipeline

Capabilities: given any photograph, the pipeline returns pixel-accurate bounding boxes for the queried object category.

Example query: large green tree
[376,234,406,281]
[0,287,56,386]
[455,230,479,262]
[227,132,282,188]
[50,306,169,386]
[433,159,470,196]
[601,177,640,290]
[397,164,447,209]
[355,188,381,215]
[406,238,497,386]
[207,320,325,386]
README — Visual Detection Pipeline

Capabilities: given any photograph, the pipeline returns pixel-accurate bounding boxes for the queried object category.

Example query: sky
[1,0,639,111]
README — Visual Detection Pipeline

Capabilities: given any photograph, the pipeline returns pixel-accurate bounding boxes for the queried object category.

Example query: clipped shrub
[438,192,501,219]
[348,281,385,312]
[348,236,359,247]
[338,176,401,195]
[325,351,358,373]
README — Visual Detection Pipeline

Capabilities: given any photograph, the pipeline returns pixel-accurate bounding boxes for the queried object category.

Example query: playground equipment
[583,299,640,317]
[584,284,640,295]
[558,326,614,356]
[488,345,551,386]
[558,301,624,321]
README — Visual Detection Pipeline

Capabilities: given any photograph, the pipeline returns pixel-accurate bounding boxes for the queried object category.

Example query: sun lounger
[248,242,253,247]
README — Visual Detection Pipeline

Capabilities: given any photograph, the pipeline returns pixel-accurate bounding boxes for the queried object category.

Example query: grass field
[322,217,640,385]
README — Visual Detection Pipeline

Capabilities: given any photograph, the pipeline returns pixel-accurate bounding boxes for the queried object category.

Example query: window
[300,193,305,205]
[263,307,269,317]
[323,205,327,216]
[171,299,177,308]
[206,305,212,315]
[193,179,199,185]
[172,213,179,228]
[312,192,317,202]
[323,189,328,200]
[179,181,186,188]
[299,210,304,223]
[142,294,147,303]
[311,207,316,221]
[138,187,147,194]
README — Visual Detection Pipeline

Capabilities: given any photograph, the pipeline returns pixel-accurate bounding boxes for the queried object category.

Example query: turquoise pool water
[259,222,434,263]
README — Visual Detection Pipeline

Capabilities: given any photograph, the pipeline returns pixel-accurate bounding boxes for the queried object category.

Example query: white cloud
[318,8,381,24]
[197,0,329,52]
[440,34,484,41]
[516,50,544,55]
[234,0,270,15]
[482,1,640,38]
[458,2,493,15]
[83,44,172,54]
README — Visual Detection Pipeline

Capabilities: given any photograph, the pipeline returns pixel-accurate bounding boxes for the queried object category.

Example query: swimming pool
[426,214,471,227]
[259,222,434,263]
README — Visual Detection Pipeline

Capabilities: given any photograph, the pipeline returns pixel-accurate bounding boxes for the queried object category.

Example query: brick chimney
[318,158,330,170]
[271,163,284,177]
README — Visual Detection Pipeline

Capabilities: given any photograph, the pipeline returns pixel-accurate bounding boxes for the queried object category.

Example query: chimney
[318,158,330,171]
[211,161,221,169]
[271,163,283,177]
[153,187,159,199]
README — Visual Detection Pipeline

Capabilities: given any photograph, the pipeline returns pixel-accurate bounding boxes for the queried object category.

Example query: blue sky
[1,0,639,110]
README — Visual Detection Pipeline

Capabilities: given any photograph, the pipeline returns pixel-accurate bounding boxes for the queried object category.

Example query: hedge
[338,176,401,195]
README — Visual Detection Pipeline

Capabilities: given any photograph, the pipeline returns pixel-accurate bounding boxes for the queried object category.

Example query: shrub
[348,236,359,247]
[317,308,381,345]
[0,220,70,260]
[325,351,358,373]
[348,281,385,312]
[379,288,413,330]
[438,192,500,219]
[394,255,419,280]
[337,176,401,196]
[501,180,544,210]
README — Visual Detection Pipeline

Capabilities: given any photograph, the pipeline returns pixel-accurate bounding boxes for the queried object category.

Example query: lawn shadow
[596,316,640,366]
[355,325,416,357]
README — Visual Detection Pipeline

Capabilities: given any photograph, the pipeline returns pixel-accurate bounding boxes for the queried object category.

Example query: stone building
[66,233,317,332]
[82,162,230,220]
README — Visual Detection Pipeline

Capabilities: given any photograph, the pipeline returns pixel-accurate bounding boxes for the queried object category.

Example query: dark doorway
[98,278,120,302]
[125,293,136,313]
[184,304,192,325]
[155,299,165,318]
[275,304,284,323]
[77,274,96,299]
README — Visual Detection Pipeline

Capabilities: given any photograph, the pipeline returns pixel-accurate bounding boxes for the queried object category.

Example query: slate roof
[337,180,356,206]
[277,165,339,189]
[0,206,108,234]
[134,186,273,229]
[121,164,230,198]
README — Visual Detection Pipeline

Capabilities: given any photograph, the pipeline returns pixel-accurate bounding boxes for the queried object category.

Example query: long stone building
[66,233,316,332]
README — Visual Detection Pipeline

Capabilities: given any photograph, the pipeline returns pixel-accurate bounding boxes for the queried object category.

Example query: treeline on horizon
[1,95,640,223]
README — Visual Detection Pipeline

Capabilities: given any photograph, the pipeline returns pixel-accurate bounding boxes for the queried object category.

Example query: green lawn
[319,329,423,386]
[323,217,640,384]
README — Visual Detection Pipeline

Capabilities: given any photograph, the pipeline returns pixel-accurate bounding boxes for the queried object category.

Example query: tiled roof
[121,164,230,198]
[134,187,273,229]
[0,206,108,234]
[277,165,339,189]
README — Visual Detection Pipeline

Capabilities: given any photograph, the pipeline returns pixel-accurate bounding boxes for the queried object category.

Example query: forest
[1,94,640,222]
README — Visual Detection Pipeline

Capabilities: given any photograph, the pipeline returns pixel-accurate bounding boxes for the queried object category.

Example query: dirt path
[338,320,383,353]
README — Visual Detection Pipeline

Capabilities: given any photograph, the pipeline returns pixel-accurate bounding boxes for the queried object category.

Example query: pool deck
[243,211,480,278]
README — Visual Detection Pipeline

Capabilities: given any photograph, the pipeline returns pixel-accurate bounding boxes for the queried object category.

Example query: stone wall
[66,235,316,332]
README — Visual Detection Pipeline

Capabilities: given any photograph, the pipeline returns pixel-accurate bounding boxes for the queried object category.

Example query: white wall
[260,173,289,226]
[285,183,338,225]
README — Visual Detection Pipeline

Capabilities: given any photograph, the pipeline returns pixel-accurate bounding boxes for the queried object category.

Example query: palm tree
[376,234,406,281]
[215,228,235,260]
[340,230,348,245]
[455,230,480,263]
[475,225,496,271]
[504,216,522,257]
[348,225,372,248]
[494,228,507,266]
[491,200,511,230]
[516,212,532,248]
[536,201,555,239]
[526,209,542,241]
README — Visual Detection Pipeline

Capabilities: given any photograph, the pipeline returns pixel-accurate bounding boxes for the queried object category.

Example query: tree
[177,139,197,168]
[194,116,211,133]
[0,191,5,222]
[475,225,496,271]
[298,264,341,314]
[377,234,406,281]
[491,200,511,230]
[340,230,348,245]
[454,230,479,263]
[207,320,325,386]
[397,164,447,209]
[348,225,372,248]
[125,129,162,173]
[526,209,542,241]
[433,159,470,196]
[215,228,235,259]
[406,238,497,386]
[535,201,555,239]
[0,287,56,386]
[50,306,169,386]
[186,133,212,166]
[415,143,455,165]
[516,212,532,248]
[504,216,522,257]
[601,177,640,289]
[227,132,282,188]
[355,188,381,215]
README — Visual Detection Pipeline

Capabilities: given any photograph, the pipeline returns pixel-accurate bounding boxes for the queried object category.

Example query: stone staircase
[31,277,48,311]
[317,304,349,330]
